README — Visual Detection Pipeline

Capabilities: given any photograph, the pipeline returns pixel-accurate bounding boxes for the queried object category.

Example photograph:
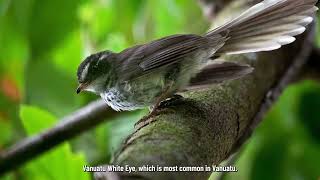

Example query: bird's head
[76,50,116,94]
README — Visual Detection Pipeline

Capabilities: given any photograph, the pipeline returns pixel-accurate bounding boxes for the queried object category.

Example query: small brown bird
[76,0,317,114]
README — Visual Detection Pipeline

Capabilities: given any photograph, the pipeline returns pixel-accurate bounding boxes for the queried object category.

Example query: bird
[76,0,317,116]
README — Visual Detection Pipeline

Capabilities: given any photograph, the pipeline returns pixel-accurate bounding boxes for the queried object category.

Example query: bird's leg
[134,85,173,128]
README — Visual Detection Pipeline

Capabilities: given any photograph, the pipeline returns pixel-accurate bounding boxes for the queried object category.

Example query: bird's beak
[76,83,88,94]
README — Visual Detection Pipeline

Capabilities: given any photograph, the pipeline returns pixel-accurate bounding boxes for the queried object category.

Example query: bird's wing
[117,34,225,81]
[206,0,318,55]
[137,34,207,71]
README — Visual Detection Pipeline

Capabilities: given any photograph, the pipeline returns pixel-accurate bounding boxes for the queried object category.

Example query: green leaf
[0,173,15,180]
[0,0,9,15]
[316,12,320,48]
[0,118,13,146]
[28,0,83,58]
[101,33,129,52]
[78,1,116,43]
[147,0,206,39]
[108,110,146,154]
[153,0,185,37]
[0,15,28,91]
[296,81,320,142]
[25,59,82,118]
[20,105,90,180]
[20,105,56,134]
[51,30,83,76]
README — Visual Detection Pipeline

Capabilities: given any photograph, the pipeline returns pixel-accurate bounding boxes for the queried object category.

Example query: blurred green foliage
[0,0,319,179]
[20,105,89,180]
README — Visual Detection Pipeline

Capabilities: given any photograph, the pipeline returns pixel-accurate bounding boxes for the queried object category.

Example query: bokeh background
[0,0,319,179]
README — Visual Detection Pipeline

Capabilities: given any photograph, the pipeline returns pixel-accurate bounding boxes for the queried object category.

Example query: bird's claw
[134,94,183,129]
[159,94,183,108]
[134,109,160,129]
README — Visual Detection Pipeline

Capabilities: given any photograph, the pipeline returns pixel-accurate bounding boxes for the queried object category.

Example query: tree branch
[0,100,112,175]
[95,1,315,179]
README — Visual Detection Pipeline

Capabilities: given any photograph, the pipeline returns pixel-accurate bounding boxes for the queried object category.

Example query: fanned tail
[206,0,318,55]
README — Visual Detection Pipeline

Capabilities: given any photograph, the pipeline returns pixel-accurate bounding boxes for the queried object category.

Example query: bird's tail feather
[206,0,318,55]
[186,61,254,90]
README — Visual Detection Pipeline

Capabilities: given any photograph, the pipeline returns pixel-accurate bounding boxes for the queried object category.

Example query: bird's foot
[134,94,183,129]
[159,94,183,108]
[134,108,160,129]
